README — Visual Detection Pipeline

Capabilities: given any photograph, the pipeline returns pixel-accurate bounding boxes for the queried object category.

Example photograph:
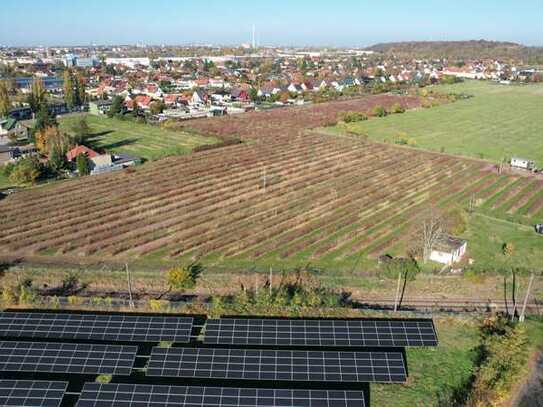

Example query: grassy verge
[60,114,218,161]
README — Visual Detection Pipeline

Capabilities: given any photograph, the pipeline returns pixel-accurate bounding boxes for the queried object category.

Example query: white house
[511,157,535,170]
[430,236,468,266]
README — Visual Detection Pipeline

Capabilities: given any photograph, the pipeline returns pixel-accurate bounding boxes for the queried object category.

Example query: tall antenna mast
[252,24,256,49]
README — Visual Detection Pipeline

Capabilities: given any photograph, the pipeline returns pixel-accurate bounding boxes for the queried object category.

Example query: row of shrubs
[340,102,406,124]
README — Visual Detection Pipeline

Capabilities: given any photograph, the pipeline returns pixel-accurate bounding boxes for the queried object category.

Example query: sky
[1,0,542,47]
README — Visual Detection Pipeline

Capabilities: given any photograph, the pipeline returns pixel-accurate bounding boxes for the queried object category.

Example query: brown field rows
[1,94,541,267]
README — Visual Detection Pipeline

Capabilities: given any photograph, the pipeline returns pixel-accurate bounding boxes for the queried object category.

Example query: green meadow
[60,114,218,161]
[337,81,543,164]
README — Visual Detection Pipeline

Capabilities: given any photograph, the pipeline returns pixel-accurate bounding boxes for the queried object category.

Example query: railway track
[30,294,543,316]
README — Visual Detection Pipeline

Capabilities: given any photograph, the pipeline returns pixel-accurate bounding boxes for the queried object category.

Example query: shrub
[502,242,514,257]
[9,157,42,185]
[467,316,529,406]
[167,261,204,290]
[96,375,113,384]
[341,111,368,123]
[372,105,387,117]
[391,103,405,114]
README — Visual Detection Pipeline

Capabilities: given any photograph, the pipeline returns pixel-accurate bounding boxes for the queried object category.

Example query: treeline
[367,40,543,63]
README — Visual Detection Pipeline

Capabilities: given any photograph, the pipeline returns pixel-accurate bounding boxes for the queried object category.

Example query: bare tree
[411,207,445,263]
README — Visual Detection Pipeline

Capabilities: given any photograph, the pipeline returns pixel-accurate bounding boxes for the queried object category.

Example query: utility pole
[269,267,273,296]
[252,24,256,50]
[519,273,535,323]
[393,271,402,312]
[468,194,475,214]
[126,263,134,309]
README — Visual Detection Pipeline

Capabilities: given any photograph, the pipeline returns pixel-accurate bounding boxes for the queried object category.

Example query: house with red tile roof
[66,145,99,162]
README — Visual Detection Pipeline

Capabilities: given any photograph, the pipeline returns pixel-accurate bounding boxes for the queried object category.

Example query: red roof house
[66,145,99,162]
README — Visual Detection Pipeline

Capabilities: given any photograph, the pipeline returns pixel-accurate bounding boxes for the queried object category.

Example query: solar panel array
[0,311,437,407]
[0,341,137,376]
[147,347,406,383]
[0,312,194,343]
[77,383,366,407]
[204,318,438,347]
[0,380,68,407]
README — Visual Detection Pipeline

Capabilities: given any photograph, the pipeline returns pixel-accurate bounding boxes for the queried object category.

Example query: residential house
[191,90,208,105]
[90,153,141,175]
[66,145,99,163]
[89,100,113,116]
[0,118,28,143]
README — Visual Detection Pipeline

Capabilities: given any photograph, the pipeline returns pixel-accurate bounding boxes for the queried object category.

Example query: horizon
[1,0,542,48]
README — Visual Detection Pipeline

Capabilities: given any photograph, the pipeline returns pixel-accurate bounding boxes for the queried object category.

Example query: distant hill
[366,40,543,62]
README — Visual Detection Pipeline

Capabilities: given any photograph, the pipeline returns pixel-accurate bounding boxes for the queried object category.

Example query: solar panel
[0,341,137,376]
[204,318,438,347]
[77,383,366,407]
[0,380,67,407]
[147,347,406,383]
[0,312,193,343]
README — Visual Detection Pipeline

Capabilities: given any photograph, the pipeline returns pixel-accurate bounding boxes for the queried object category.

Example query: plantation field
[60,114,218,160]
[334,81,543,164]
[2,93,542,272]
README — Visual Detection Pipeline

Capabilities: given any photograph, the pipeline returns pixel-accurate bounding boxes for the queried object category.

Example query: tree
[35,126,70,155]
[33,103,57,135]
[63,69,76,109]
[149,100,164,115]
[411,207,445,263]
[48,144,67,174]
[27,78,46,113]
[502,242,514,257]
[0,80,10,118]
[70,117,90,145]
[9,156,42,185]
[131,98,140,117]
[167,262,204,290]
[108,95,124,117]
[74,73,86,106]
[248,87,259,102]
[76,153,90,176]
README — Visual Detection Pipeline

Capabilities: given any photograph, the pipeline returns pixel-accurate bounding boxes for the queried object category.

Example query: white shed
[511,157,535,170]
[430,236,468,266]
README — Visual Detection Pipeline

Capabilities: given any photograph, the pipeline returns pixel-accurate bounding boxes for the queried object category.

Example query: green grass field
[337,81,543,164]
[60,114,218,161]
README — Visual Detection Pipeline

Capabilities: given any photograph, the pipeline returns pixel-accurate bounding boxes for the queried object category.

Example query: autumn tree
[9,157,42,185]
[35,126,71,156]
[75,73,86,105]
[167,261,204,290]
[27,78,46,113]
[63,69,76,109]
[33,103,57,135]
[149,100,164,115]
[0,80,10,118]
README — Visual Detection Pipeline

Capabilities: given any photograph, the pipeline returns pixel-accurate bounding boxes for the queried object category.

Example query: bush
[167,261,204,290]
[391,103,405,114]
[9,156,42,185]
[0,162,15,177]
[393,132,417,146]
[380,257,420,280]
[467,316,529,406]
[372,105,387,117]
[341,111,368,123]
